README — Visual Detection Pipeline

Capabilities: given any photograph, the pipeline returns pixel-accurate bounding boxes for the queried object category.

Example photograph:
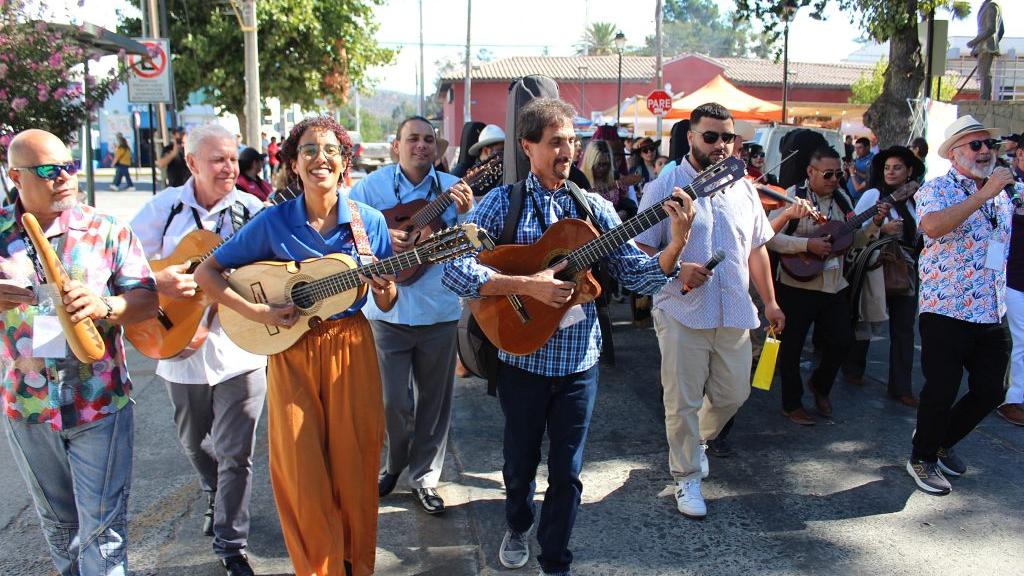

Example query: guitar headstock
[890,180,920,203]
[417,223,495,263]
[464,155,504,194]
[689,157,747,199]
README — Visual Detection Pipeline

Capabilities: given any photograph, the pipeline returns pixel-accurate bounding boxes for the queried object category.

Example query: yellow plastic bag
[752,327,780,391]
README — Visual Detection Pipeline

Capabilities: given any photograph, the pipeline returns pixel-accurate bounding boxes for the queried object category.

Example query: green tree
[637,0,772,58]
[118,0,394,131]
[578,22,619,56]
[0,1,123,153]
[733,0,970,147]
[849,58,960,104]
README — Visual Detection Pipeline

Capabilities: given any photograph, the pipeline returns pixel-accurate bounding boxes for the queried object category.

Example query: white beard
[954,148,995,180]
[51,198,77,212]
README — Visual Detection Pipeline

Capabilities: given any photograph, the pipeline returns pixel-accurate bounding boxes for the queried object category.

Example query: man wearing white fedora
[909,115,1021,495]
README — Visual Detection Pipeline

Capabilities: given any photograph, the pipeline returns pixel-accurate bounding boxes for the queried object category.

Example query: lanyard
[958,178,999,230]
[393,167,441,204]
[20,226,66,285]
[189,206,229,234]
[809,191,835,221]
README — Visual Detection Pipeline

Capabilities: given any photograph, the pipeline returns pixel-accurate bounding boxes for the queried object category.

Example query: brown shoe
[811,388,833,417]
[894,394,918,408]
[782,408,815,426]
[997,403,1024,426]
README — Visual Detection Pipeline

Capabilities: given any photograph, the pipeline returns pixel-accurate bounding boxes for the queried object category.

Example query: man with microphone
[909,115,1019,494]
[635,103,783,519]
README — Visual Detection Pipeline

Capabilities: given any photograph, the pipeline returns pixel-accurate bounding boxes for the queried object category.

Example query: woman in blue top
[196,116,395,576]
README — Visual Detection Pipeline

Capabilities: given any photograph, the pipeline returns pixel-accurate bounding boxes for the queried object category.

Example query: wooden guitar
[778,181,918,282]
[124,186,301,359]
[382,155,502,284]
[219,223,493,355]
[469,156,747,356]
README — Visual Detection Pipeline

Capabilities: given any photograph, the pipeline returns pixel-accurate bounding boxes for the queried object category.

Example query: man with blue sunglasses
[2,129,157,575]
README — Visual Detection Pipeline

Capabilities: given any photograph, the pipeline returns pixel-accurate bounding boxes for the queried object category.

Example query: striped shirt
[635,156,774,329]
[442,172,676,377]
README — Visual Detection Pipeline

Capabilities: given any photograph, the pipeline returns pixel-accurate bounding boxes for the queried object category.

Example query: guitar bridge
[155,308,174,330]
[507,295,530,324]
[248,282,280,336]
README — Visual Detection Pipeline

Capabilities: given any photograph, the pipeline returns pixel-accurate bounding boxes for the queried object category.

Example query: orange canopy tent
[664,75,782,122]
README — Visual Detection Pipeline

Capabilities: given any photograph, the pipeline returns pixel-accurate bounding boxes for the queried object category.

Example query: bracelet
[100,296,113,320]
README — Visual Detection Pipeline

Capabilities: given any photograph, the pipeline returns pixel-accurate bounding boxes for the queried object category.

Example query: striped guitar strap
[347,199,374,262]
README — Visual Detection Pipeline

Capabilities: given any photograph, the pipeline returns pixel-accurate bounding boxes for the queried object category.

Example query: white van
[751,125,845,179]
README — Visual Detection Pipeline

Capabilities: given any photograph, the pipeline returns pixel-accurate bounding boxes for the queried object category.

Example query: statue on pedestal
[967,0,1005,101]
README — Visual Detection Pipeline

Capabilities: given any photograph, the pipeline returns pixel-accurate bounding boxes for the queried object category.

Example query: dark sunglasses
[750,152,765,158]
[11,162,79,181]
[954,138,1001,153]
[812,167,842,180]
[692,130,736,145]
[639,146,657,154]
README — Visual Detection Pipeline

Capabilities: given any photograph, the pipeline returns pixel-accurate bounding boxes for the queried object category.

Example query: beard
[51,198,77,212]
[954,148,995,180]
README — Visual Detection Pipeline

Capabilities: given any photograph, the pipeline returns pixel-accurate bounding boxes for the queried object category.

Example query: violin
[747,177,827,224]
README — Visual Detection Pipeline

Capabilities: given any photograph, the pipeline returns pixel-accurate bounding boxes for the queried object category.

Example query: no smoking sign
[127,38,173,104]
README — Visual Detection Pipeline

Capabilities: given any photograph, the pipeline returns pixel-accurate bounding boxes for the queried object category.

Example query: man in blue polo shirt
[350,116,474,515]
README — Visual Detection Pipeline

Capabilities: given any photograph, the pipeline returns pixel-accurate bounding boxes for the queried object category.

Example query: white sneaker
[108,184,118,191]
[675,478,707,518]
[126,186,135,192]
[700,443,710,479]
[499,524,532,569]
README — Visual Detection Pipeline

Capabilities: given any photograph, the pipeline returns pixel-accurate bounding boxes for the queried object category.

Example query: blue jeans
[497,361,598,575]
[112,165,133,189]
[4,403,134,576]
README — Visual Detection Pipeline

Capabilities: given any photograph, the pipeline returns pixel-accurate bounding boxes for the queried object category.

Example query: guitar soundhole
[290,281,316,309]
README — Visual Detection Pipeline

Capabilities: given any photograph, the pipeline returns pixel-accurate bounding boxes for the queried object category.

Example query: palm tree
[578,22,619,56]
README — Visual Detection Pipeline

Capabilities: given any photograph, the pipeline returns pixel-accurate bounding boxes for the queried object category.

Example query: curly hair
[281,115,354,185]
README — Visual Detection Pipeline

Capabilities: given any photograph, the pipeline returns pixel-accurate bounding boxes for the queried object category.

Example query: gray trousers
[165,369,267,559]
[370,320,457,489]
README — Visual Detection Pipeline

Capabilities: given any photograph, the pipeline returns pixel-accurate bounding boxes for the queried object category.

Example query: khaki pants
[267,314,384,576]
[653,308,751,481]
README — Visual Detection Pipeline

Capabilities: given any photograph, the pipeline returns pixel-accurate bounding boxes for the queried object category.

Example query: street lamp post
[615,32,626,127]
[781,0,798,124]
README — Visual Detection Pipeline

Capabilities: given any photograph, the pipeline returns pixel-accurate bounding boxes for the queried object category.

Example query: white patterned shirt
[635,156,775,330]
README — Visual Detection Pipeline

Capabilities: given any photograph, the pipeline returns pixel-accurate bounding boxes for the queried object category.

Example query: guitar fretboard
[408,156,500,230]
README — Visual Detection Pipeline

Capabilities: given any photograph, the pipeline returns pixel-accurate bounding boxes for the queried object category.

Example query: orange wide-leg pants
[267,314,384,576]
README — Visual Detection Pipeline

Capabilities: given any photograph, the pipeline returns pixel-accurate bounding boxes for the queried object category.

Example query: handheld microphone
[993,160,1022,208]
[681,249,726,295]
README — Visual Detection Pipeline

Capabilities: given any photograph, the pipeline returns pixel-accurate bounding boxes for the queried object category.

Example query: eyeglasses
[953,138,1001,153]
[9,162,79,181]
[811,167,842,180]
[692,130,736,145]
[297,143,343,160]
[750,152,765,159]
[639,146,656,154]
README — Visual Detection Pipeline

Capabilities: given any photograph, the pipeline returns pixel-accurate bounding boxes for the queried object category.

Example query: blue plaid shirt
[442,172,677,376]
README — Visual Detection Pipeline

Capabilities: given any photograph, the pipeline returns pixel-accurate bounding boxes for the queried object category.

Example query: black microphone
[992,160,1022,208]
[681,249,726,295]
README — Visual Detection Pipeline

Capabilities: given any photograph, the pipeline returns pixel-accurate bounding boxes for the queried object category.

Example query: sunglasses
[692,130,736,145]
[812,167,842,180]
[10,162,79,181]
[297,143,343,160]
[954,138,1001,153]
[639,146,657,154]
[750,152,765,159]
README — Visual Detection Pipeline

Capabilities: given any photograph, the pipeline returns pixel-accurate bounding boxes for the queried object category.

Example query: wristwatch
[100,296,113,320]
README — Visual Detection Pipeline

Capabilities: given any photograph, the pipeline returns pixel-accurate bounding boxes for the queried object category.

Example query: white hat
[468,124,506,157]
[937,114,1002,159]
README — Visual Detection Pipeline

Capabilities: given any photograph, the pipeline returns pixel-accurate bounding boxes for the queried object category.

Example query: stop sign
[646,90,672,116]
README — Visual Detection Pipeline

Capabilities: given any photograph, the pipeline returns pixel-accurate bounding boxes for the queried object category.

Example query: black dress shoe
[378,472,399,498]
[203,493,215,537]
[412,487,445,514]
[705,436,734,457]
[222,554,255,576]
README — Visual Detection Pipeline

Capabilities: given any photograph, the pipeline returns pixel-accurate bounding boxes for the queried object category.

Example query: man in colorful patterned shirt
[443,99,694,576]
[909,115,1019,495]
[0,129,156,574]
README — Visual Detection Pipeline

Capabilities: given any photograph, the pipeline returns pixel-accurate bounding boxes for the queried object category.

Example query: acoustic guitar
[778,181,918,282]
[219,223,493,355]
[382,155,502,285]
[124,186,302,359]
[470,156,747,356]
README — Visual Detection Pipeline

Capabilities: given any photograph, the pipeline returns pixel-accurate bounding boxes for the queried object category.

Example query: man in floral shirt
[909,116,1019,496]
[0,129,156,575]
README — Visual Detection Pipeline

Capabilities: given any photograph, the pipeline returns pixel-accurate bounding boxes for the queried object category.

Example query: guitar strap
[347,199,374,259]
[228,201,252,234]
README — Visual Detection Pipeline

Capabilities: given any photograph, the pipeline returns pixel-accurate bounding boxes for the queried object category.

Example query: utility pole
[242,0,262,148]
[655,0,663,139]
[146,0,168,148]
[418,0,425,116]
[463,0,472,123]
[354,82,362,133]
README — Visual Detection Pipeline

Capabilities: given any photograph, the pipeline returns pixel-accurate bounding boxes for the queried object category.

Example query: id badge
[823,257,841,271]
[32,315,67,358]
[359,254,375,266]
[559,304,586,329]
[985,240,1006,271]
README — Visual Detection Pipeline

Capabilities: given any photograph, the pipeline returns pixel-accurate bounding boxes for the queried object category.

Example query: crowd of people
[0,92,1022,576]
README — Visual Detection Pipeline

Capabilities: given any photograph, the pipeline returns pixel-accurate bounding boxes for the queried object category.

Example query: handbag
[877,241,915,296]
[751,327,780,391]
